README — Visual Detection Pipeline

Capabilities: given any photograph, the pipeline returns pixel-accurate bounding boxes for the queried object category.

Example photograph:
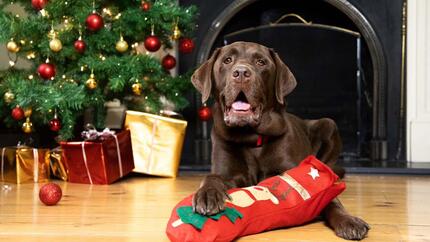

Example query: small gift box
[0,146,50,184]
[49,147,68,181]
[124,110,187,177]
[60,129,134,185]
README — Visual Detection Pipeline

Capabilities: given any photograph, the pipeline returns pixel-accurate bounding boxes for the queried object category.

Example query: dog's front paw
[192,185,230,216]
[334,215,370,240]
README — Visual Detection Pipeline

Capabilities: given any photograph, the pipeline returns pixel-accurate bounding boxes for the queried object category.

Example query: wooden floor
[1,173,430,242]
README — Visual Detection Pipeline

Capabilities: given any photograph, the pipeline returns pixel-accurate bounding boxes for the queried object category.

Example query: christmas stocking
[166,155,345,242]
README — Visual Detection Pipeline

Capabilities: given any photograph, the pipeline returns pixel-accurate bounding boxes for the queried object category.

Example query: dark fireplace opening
[179,0,404,168]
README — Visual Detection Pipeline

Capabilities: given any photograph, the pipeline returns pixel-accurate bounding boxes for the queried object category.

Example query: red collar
[256,135,269,147]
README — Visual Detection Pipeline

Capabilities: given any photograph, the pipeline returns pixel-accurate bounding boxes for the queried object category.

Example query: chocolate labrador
[191,41,369,240]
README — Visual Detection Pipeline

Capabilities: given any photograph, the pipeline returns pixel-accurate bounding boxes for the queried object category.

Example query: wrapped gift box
[60,130,134,185]
[124,110,187,177]
[49,147,69,181]
[0,146,50,184]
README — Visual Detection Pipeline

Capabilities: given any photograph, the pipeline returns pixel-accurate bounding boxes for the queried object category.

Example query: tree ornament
[179,38,195,54]
[11,106,25,121]
[7,40,20,53]
[132,82,143,95]
[49,117,61,132]
[86,13,104,32]
[49,38,62,52]
[172,24,181,41]
[86,72,97,90]
[162,54,176,70]
[31,0,48,10]
[74,37,86,54]
[4,91,15,104]
[198,104,212,121]
[24,107,33,117]
[22,117,33,133]
[37,60,56,80]
[115,35,129,53]
[144,26,161,52]
[39,183,62,206]
[141,1,151,11]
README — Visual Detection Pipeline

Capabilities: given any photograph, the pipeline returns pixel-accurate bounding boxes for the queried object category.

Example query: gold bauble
[4,91,15,103]
[49,38,63,52]
[115,36,129,53]
[86,74,97,90]
[22,118,33,133]
[132,82,143,95]
[26,51,36,59]
[24,107,33,117]
[172,25,181,40]
[7,40,20,53]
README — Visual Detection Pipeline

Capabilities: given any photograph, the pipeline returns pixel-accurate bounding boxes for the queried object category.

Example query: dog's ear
[191,48,221,103]
[270,49,297,105]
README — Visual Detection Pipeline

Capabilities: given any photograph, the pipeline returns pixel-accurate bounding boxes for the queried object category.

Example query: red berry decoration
[162,54,176,70]
[141,1,151,11]
[49,118,61,132]
[39,183,62,206]
[144,35,161,52]
[74,39,86,54]
[37,63,56,80]
[179,38,195,54]
[11,106,25,121]
[86,13,104,32]
[198,105,212,121]
[31,0,48,10]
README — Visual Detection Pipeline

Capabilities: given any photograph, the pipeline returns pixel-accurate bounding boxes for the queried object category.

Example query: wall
[407,0,430,162]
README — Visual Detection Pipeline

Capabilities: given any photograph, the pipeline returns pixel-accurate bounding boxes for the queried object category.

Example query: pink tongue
[232,101,251,111]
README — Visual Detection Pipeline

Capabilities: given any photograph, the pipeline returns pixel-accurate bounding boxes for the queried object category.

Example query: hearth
[179,0,405,167]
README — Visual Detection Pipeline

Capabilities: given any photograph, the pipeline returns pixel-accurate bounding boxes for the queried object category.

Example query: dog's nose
[232,65,251,81]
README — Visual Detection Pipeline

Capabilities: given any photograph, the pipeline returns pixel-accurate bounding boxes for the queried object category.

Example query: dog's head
[192,41,296,128]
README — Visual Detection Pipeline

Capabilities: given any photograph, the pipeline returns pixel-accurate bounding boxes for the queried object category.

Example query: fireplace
[179,0,405,167]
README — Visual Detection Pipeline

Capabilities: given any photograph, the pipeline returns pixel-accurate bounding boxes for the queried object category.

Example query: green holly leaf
[176,206,244,230]
[177,206,208,230]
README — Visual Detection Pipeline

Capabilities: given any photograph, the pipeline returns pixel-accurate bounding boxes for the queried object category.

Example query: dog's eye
[256,59,266,66]
[223,57,232,64]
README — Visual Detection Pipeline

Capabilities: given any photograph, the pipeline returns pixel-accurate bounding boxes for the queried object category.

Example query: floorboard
[1,173,430,241]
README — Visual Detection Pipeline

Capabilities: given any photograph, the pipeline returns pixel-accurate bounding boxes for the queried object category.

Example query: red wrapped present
[166,156,345,242]
[60,129,134,185]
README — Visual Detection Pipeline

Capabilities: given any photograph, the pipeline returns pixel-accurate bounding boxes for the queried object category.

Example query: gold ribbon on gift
[124,110,187,177]
[0,146,50,184]
[49,148,68,181]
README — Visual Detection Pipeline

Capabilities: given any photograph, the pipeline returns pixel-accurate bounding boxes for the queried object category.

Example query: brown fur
[191,42,369,240]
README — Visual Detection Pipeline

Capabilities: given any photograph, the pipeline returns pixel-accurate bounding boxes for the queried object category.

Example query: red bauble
[144,35,161,52]
[37,63,56,80]
[49,118,61,132]
[162,54,176,70]
[74,39,86,54]
[198,106,212,121]
[86,13,104,32]
[39,183,62,206]
[11,106,25,121]
[141,1,151,11]
[31,0,48,10]
[179,38,195,54]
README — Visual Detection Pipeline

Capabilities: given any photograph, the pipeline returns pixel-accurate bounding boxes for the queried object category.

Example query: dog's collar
[255,135,269,147]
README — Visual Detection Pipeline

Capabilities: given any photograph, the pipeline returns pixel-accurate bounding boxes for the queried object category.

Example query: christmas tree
[0,0,197,140]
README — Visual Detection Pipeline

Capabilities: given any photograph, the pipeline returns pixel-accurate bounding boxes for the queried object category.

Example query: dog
[191,41,369,240]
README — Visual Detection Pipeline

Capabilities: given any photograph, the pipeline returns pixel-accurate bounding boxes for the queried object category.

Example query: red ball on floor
[39,183,62,206]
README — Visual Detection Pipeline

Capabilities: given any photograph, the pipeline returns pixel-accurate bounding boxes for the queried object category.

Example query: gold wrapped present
[124,110,187,177]
[49,147,68,181]
[0,146,50,184]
